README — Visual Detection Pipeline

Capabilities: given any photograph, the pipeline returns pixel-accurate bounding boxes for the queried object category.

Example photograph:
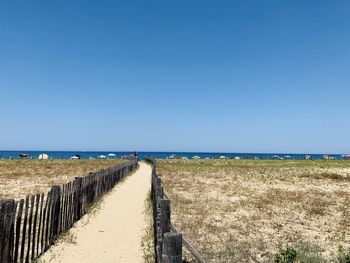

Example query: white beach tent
[99,155,107,159]
[38,154,49,160]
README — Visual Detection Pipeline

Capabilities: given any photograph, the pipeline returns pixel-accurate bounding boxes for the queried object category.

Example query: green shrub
[294,239,325,263]
[274,247,297,263]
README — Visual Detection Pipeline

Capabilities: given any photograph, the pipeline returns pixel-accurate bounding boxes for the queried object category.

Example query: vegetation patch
[0,159,125,199]
[158,159,350,262]
[141,191,155,263]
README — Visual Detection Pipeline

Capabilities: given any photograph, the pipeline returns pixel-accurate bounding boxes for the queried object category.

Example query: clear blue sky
[0,1,349,153]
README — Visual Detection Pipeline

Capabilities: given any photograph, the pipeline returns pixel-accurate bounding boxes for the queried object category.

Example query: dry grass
[141,191,155,263]
[0,159,125,200]
[157,159,350,263]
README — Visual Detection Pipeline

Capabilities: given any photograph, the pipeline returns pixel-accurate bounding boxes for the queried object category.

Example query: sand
[38,162,151,263]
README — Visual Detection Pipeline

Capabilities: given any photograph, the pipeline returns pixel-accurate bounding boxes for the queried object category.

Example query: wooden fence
[145,158,207,263]
[0,160,138,263]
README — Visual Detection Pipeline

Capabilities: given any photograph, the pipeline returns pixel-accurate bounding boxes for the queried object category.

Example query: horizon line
[0,149,347,155]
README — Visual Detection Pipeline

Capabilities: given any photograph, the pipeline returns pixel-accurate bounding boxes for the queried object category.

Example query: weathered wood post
[51,185,61,238]
[161,232,182,263]
[14,199,24,263]
[160,198,170,235]
[74,177,83,221]
[0,199,16,263]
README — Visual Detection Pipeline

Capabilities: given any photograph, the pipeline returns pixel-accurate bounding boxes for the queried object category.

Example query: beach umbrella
[108,153,116,158]
[70,156,79,160]
[234,156,241,160]
[345,154,350,159]
[99,155,107,159]
[38,154,49,160]
[219,156,227,159]
[192,156,200,160]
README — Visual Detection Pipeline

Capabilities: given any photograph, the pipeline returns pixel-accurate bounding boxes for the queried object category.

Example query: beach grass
[157,159,350,262]
[0,159,125,200]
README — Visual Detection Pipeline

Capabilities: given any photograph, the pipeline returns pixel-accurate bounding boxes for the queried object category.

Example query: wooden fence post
[0,199,16,263]
[51,185,61,238]
[31,194,40,261]
[161,232,182,263]
[13,199,24,263]
[73,177,83,221]
[160,199,170,236]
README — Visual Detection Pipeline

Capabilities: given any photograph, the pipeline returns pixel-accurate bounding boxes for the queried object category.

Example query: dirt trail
[39,162,151,263]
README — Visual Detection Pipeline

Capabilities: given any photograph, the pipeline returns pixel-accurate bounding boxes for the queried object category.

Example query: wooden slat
[37,193,44,256]
[41,193,49,253]
[31,194,40,260]
[81,178,86,215]
[65,183,70,231]
[51,185,61,238]
[0,199,16,263]
[67,183,73,228]
[59,184,65,233]
[48,188,55,246]
[75,178,82,221]
[14,199,24,263]
[49,187,55,242]
[44,191,52,251]
[65,184,69,232]
[20,197,29,263]
[26,196,35,262]
[63,184,68,232]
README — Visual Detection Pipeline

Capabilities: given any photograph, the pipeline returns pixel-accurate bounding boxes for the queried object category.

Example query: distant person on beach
[9,155,13,160]
[131,151,138,161]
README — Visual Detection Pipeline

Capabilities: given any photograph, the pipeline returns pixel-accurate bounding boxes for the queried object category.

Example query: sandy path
[38,162,151,263]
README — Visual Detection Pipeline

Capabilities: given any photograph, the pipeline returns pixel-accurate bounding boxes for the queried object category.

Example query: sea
[0,151,347,160]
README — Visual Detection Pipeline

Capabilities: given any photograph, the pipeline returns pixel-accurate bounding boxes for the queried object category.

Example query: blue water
[0,151,347,160]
